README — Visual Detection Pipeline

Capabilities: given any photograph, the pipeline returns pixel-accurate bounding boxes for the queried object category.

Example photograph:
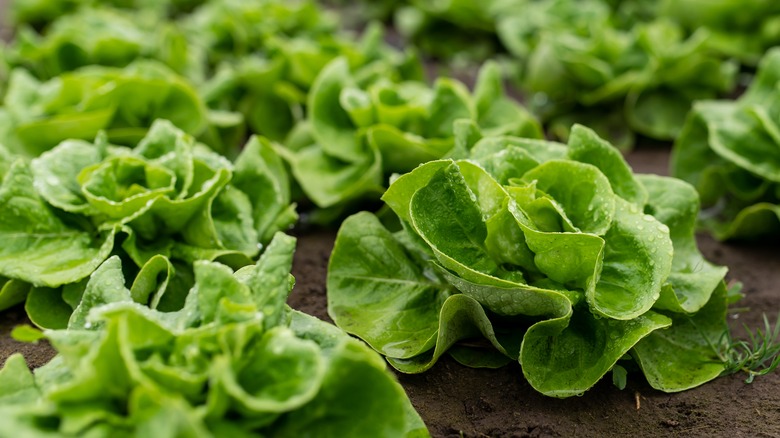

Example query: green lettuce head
[6,6,201,81]
[281,58,542,220]
[0,60,207,157]
[0,120,297,328]
[672,48,780,240]
[328,124,729,397]
[0,233,428,437]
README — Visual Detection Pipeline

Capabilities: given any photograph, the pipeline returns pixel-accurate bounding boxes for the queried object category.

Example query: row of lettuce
[2,0,779,236]
[3,0,779,152]
[0,1,443,434]
[0,0,778,434]
[348,0,780,149]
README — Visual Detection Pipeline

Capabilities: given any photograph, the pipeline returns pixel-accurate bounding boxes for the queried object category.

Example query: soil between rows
[3,146,778,438]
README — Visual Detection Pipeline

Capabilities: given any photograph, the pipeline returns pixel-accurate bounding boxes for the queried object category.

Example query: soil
[2,2,780,436]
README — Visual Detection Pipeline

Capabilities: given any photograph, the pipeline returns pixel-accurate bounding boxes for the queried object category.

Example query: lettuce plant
[201,23,421,145]
[328,124,730,397]
[5,7,203,81]
[0,233,428,437]
[392,0,507,65]
[657,0,780,66]
[280,59,542,218]
[0,60,208,156]
[182,0,336,69]
[0,120,296,328]
[671,48,780,240]
[498,7,737,148]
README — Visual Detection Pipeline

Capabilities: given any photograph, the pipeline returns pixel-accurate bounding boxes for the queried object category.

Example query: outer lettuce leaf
[0,233,428,437]
[329,125,727,397]
[639,175,728,314]
[328,212,450,359]
[521,308,671,397]
[633,283,729,392]
[0,120,296,328]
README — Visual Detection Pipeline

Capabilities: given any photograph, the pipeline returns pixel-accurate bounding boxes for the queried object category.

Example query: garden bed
[1,1,779,436]
[4,145,777,437]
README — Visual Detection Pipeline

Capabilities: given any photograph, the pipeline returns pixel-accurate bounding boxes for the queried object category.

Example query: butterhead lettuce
[0,120,297,329]
[671,48,780,240]
[328,124,729,397]
[0,233,428,437]
[280,58,542,218]
[0,60,208,156]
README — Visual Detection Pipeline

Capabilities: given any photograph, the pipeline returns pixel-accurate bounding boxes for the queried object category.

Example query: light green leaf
[232,136,297,243]
[25,286,77,330]
[633,283,728,392]
[30,139,102,214]
[68,256,133,330]
[284,142,383,209]
[640,175,727,314]
[328,212,450,359]
[275,338,429,438]
[521,308,671,397]
[387,294,512,373]
[217,327,324,414]
[0,354,40,405]
[521,160,616,235]
[591,198,673,320]
[308,58,360,161]
[0,277,31,311]
[566,124,648,206]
